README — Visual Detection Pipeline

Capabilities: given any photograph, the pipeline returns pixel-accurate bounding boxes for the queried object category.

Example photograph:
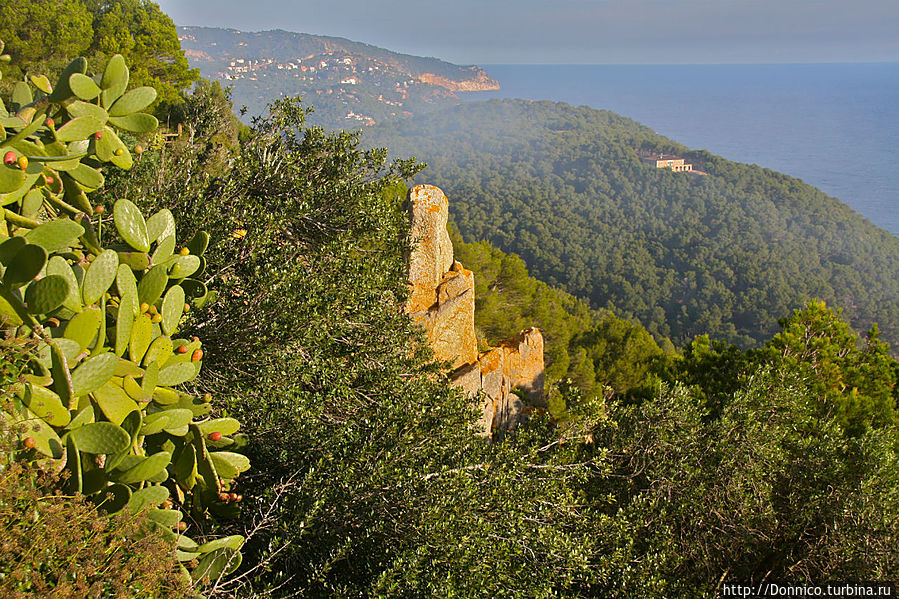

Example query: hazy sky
[157,0,899,65]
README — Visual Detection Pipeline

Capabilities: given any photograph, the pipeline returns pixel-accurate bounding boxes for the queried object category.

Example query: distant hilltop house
[643,153,694,173]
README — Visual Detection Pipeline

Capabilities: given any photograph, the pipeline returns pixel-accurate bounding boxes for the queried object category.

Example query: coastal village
[178,29,482,126]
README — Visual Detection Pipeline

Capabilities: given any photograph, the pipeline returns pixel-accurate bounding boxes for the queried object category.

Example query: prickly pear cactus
[0,48,246,586]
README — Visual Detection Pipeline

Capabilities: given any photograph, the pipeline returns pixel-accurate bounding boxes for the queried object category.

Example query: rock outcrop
[405,184,545,435]
[406,186,477,370]
[416,68,500,92]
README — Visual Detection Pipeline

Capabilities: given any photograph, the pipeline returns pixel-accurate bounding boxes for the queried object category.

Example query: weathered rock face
[406,185,477,370]
[409,262,478,370]
[457,327,546,433]
[407,185,454,314]
[405,184,545,436]
[502,328,545,405]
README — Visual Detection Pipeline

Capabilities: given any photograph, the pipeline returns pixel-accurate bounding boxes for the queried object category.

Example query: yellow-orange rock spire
[405,185,546,436]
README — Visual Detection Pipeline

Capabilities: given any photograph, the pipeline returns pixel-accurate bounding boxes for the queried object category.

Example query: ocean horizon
[462,63,899,236]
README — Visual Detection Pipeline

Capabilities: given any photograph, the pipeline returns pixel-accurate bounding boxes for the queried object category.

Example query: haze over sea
[463,63,899,236]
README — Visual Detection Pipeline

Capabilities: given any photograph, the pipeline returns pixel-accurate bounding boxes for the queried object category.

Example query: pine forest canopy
[365,99,899,350]
[0,0,198,106]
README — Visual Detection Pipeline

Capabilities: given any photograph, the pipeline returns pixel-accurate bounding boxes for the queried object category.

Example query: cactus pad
[107,113,158,134]
[197,535,245,554]
[209,452,251,479]
[68,73,101,100]
[117,251,151,271]
[64,306,101,350]
[160,408,193,434]
[68,162,104,190]
[127,486,170,514]
[157,362,198,386]
[93,380,139,425]
[66,404,94,430]
[115,450,172,484]
[198,418,241,437]
[137,264,168,305]
[3,243,47,287]
[1,406,62,457]
[187,231,210,256]
[122,374,151,403]
[55,115,104,142]
[169,254,201,279]
[142,361,159,393]
[0,237,26,265]
[161,285,185,335]
[140,411,171,436]
[22,383,70,427]
[115,290,137,356]
[151,234,175,265]
[46,256,82,312]
[173,443,198,490]
[24,274,70,314]
[48,57,88,102]
[151,386,180,406]
[81,249,119,305]
[146,209,176,242]
[115,263,139,300]
[70,352,118,397]
[67,421,130,454]
[129,313,153,363]
[193,547,241,583]
[113,198,150,252]
[144,335,173,368]
[108,86,157,117]
[100,55,129,107]
[25,219,85,252]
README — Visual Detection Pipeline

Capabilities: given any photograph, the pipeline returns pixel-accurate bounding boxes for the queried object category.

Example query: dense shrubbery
[110,93,608,596]
[584,372,899,597]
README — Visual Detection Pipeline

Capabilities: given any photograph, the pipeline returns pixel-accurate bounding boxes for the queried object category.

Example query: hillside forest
[0,2,897,598]
[366,99,899,350]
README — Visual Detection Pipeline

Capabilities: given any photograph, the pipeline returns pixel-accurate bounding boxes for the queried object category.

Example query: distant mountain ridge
[177,26,498,127]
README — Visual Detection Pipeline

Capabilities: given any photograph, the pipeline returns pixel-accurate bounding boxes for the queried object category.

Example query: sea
[462,63,899,237]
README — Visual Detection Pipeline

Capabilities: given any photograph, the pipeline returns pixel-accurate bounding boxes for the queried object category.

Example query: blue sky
[157,0,899,65]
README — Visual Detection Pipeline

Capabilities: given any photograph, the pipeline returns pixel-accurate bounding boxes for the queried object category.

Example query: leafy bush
[585,373,899,596]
